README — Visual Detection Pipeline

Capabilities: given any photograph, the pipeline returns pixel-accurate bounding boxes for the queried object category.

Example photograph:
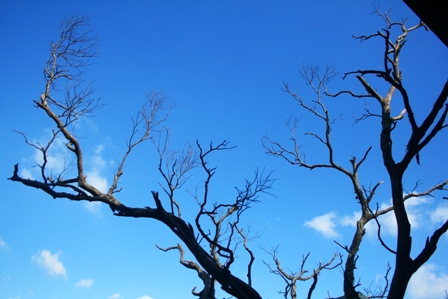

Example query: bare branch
[156,243,215,299]
[236,226,256,286]
[333,11,447,298]
[371,204,397,254]
[365,263,391,298]
[153,130,199,216]
[263,246,342,299]
[108,92,172,197]
[193,150,274,270]
[412,220,448,271]
[10,16,265,299]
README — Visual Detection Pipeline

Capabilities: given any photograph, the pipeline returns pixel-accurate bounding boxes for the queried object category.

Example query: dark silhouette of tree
[263,8,447,299]
[8,15,339,299]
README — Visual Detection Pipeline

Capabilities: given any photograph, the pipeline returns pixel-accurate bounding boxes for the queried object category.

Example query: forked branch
[263,246,342,299]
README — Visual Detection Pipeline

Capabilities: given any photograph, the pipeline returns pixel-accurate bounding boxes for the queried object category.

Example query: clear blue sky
[1,1,447,299]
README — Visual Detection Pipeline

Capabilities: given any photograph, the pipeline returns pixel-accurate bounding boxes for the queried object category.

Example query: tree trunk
[343,219,366,299]
[387,168,413,299]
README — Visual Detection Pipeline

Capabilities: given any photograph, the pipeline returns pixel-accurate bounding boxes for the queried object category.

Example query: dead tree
[263,9,448,299]
[263,64,394,299]
[156,244,215,299]
[343,11,448,299]
[153,137,274,299]
[8,16,274,299]
[263,246,342,299]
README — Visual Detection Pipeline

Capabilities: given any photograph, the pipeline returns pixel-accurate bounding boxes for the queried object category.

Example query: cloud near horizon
[32,249,67,279]
[109,294,123,299]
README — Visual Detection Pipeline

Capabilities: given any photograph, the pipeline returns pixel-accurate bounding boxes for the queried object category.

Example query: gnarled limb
[9,16,270,299]
[331,10,448,299]
[156,244,215,299]
[263,64,390,299]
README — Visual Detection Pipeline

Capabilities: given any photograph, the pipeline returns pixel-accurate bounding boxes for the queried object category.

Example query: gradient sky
[1,1,447,299]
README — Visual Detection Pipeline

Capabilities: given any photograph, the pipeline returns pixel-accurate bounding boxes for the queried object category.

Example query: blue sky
[1,1,447,299]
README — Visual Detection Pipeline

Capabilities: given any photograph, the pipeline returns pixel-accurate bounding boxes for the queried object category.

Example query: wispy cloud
[19,168,34,180]
[20,139,108,216]
[32,249,67,279]
[340,211,360,227]
[19,132,72,181]
[371,197,431,237]
[32,135,68,175]
[76,278,94,288]
[304,211,339,238]
[85,169,108,193]
[109,294,123,299]
[0,236,8,249]
[83,144,109,214]
[430,204,448,224]
[24,133,109,196]
[305,196,440,239]
[408,263,448,299]
[85,144,108,192]
[83,201,102,215]
[135,296,154,299]
[339,210,380,238]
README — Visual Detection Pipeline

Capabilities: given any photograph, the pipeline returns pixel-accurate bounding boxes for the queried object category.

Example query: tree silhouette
[263,8,447,299]
[8,16,336,299]
[9,9,447,299]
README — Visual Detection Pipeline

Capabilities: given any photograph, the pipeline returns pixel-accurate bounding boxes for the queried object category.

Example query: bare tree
[156,242,215,298]
[10,9,446,299]
[262,246,342,299]
[263,64,393,299]
[347,10,448,299]
[263,9,448,299]
[8,16,276,299]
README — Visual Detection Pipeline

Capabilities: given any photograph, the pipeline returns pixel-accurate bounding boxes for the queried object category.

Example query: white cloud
[135,296,154,299]
[83,201,102,214]
[20,168,34,180]
[304,211,339,238]
[85,143,108,193]
[0,236,8,249]
[85,169,108,193]
[431,204,448,224]
[306,196,437,240]
[374,204,397,237]
[109,294,123,299]
[84,168,107,216]
[405,195,430,207]
[32,249,67,279]
[32,136,68,175]
[82,144,109,214]
[76,278,94,288]
[406,197,430,228]
[340,211,360,227]
[94,144,105,158]
[408,263,448,299]
[363,197,432,238]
